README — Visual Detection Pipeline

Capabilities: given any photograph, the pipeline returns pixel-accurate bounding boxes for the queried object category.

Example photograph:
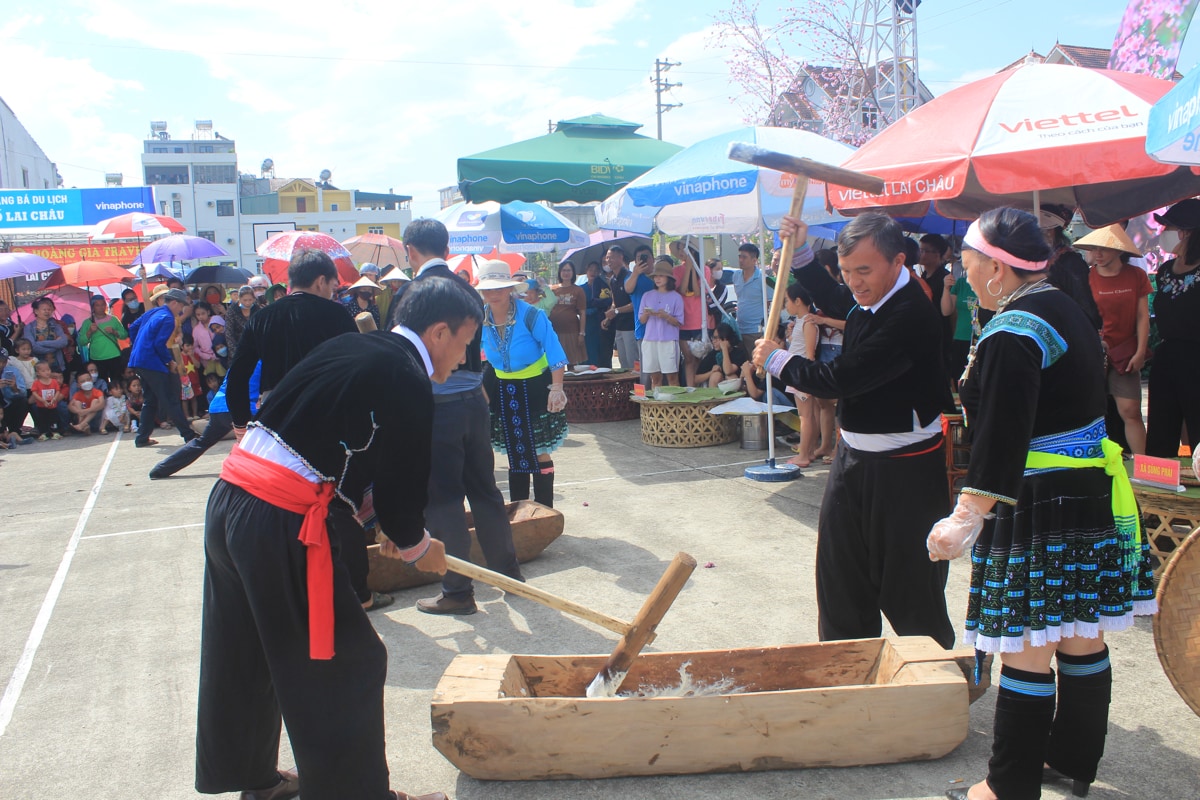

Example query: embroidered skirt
[485,368,568,473]
[963,465,1158,653]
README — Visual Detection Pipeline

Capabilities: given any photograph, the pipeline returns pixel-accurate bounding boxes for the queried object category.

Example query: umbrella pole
[759,229,777,464]
[1033,189,1041,219]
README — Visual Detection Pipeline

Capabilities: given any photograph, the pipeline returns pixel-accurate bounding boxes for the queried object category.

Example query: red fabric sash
[220,445,337,660]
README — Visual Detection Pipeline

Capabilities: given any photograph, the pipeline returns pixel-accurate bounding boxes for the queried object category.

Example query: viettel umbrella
[185,264,253,284]
[457,114,683,204]
[89,212,186,240]
[833,63,1200,226]
[342,233,407,270]
[434,201,588,255]
[42,260,134,289]
[257,231,359,284]
[0,252,61,281]
[596,126,855,235]
[131,234,228,265]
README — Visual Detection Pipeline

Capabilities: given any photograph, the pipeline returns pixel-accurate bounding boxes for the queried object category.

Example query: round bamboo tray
[1153,524,1200,716]
[563,373,639,423]
[631,396,739,448]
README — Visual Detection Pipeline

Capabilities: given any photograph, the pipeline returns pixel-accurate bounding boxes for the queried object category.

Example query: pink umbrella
[341,232,406,269]
[258,231,358,285]
[832,63,1200,226]
[89,212,187,240]
[15,285,109,325]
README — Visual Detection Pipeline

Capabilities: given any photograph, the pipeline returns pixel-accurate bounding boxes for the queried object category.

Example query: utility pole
[653,58,682,140]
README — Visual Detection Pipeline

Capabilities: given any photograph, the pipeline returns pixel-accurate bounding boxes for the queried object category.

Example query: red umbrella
[257,231,358,285]
[341,232,406,269]
[42,260,135,289]
[831,63,1200,226]
[89,212,187,240]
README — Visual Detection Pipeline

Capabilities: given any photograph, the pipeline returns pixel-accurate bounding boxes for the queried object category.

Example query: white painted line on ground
[80,522,203,541]
[0,431,123,738]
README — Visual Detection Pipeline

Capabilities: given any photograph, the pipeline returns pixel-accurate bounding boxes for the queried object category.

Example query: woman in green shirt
[77,295,128,385]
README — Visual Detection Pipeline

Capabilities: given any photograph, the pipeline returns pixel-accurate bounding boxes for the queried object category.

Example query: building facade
[0,97,61,192]
[140,120,241,262]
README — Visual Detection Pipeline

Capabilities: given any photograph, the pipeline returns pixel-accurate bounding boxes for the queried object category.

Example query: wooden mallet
[725,143,885,356]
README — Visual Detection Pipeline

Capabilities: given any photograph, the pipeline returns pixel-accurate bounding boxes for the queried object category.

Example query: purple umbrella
[0,252,61,281]
[131,234,228,265]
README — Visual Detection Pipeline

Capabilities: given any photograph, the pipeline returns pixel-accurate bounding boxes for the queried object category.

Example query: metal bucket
[740,414,768,450]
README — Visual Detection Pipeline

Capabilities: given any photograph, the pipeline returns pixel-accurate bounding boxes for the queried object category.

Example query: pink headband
[963,220,1049,271]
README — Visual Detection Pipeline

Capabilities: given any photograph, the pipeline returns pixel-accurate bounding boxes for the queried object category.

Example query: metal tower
[845,0,921,136]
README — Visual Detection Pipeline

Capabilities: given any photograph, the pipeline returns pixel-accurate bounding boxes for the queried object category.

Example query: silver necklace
[961,278,1052,385]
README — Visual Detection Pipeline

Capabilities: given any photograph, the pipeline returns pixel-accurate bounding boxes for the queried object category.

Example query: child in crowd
[638,257,685,389]
[180,341,202,419]
[11,338,37,387]
[102,382,129,433]
[783,283,821,467]
[29,360,64,440]
[208,317,228,376]
[69,372,106,434]
[126,377,144,430]
[694,322,748,387]
[83,361,109,395]
[204,372,221,410]
[0,348,32,445]
[0,406,32,448]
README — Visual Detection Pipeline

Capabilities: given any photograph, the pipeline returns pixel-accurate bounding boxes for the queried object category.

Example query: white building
[0,97,60,190]
[140,120,241,262]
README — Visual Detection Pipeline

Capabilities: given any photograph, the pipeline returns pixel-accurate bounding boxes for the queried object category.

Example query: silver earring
[986,277,1003,298]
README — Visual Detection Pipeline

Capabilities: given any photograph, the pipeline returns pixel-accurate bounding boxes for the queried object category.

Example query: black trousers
[151,412,233,477]
[425,387,521,598]
[1146,340,1200,458]
[816,436,956,649]
[134,367,193,446]
[196,481,390,800]
[3,396,29,433]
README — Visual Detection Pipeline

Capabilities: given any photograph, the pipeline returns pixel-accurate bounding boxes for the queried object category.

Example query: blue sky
[0,0,1190,216]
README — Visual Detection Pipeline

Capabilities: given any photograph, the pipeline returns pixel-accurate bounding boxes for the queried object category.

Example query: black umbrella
[186,265,253,284]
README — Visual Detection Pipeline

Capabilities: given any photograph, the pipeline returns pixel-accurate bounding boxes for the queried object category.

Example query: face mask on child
[1159,229,1182,254]
[80,381,94,392]
[216,346,228,357]
[89,370,99,379]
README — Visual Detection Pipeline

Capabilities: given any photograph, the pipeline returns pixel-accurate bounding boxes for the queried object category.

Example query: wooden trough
[431,636,971,780]
[366,500,563,592]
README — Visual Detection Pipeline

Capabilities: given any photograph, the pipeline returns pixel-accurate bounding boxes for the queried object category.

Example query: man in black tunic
[755,212,955,649]
[392,218,523,616]
[195,277,479,800]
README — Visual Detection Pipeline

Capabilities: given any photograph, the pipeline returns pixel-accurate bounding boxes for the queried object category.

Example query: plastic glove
[1194,448,1199,483]
[927,496,993,561]
[547,385,567,413]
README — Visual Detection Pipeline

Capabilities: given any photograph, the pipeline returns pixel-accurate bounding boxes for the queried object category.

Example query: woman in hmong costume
[928,208,1157,800]
[475,260,569,508]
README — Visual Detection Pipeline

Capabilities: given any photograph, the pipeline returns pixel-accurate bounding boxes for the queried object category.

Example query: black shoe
[148,469,168,480]
[417,592,477,615]
[1043,766,1091,797]
[134,438,159,448]
[946,790,968,800]
[240,769,299,800]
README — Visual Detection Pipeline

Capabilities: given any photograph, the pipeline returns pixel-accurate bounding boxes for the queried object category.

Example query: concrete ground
[0,419,1196,800]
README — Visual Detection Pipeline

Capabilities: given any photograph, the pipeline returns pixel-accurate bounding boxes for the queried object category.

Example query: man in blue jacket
[128,288,197,448]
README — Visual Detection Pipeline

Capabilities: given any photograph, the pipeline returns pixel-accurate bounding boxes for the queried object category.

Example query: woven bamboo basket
[1131,486,1200,579]
[1153,525,1200,717]
[563,374,639,423]
[632,396,739,448]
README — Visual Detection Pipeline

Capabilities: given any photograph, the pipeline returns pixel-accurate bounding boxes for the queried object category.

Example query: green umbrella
[457,114,683,204]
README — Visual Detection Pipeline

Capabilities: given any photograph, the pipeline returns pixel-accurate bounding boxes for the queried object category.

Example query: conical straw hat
[1074,224,1141,257]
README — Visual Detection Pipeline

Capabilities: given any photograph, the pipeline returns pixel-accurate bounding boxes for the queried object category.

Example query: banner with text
[0,187,156,229]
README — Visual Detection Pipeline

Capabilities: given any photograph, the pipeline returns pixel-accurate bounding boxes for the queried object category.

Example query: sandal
[364,591,394,611]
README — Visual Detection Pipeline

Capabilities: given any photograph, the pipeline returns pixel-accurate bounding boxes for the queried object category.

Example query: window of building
[173,147,183,153]
[193,165,237,184]
[145,166,190,185]
[21,168,29,188]
[198,230,216,242]
[198,145,214,153]
[160,200,168,216]
[368,226,384,235]
[216,199,234,217]
[295,197,307,213]
[172,200,183,218]
[152,147,167,153]
[330,203,338,211]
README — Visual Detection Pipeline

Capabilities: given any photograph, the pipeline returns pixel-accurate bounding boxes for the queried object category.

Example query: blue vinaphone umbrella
[1147,66,1200,165]
[132,234,228,265]
[434,201,589,255]
[185,264,253,284]
[596,127,856,236]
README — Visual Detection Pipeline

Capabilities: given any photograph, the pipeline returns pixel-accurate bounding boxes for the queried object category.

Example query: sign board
[0,187,156,229]
[1131,454,1185,492]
